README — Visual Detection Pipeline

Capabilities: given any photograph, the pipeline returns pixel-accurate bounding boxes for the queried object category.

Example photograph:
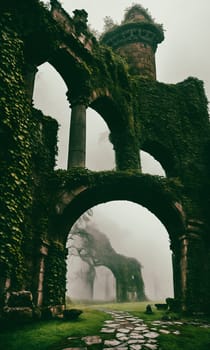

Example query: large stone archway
[43,170,184,307]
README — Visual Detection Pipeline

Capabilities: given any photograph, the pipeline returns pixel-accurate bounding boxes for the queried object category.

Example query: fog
[34,0,210,301]
[66,201,173,301]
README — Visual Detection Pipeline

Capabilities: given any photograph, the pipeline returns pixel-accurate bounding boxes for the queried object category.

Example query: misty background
[33,0,210,301]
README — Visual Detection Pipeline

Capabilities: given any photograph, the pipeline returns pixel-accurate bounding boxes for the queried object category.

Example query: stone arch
[89,95,140,170]
[33,62,70,169]
[54,174,185,242]
[27,44,92,107]
[141,140,176,177]
[49,48,90,103]
[94,266,116,301]
[140,150,166,176]
[86,107,115,171]
[89,94,130,170]
[90,94,124,133]
[52,172,185,305]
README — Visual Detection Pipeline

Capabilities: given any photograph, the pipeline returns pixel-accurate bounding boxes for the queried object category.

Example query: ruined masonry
[68,227,146,302]
[0,0,210,317]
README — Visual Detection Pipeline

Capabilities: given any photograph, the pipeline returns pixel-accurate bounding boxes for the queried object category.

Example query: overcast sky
[62,0,210,92]
[34,0,210,300]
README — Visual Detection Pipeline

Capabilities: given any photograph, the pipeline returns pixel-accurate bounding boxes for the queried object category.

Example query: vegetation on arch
[101,3,164,41]
[50,167,182,200]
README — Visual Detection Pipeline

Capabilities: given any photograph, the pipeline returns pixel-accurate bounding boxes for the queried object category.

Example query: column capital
[68,103,86,168]
[66,90,89,108]
[178,219,207,242]
[23,63,38,103]
[186,218,206,237]
[23,63,38,74]
[39,239,50,256]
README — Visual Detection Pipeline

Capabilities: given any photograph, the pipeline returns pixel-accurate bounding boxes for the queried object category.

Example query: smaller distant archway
[66,254,95,301]
[66,209,147,303]
[94,266,116,301]
[90,201,174,301]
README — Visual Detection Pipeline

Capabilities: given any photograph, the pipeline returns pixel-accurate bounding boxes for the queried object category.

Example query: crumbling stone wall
[68,226,146,302]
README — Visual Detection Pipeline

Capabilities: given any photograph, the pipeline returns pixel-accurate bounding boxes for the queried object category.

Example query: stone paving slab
[116,334,129,341]
[144,332,159,339]
[106,323,119,328]
[104,348,128,350]
[144,345,158,350]
[62,348,87,350]
[82,336,102,345]
[101,327,116,333]
[118,328,131,334]
[104,339,122,346]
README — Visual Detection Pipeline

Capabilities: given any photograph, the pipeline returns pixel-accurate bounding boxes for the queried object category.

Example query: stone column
[110,130,141,171]
[23,64,38,103]
[36,242,49,307]
[0,277,10,309]
[179,234,188,310]
[179,219,207,313]
[68,104,86,168]
[171,250,182,302]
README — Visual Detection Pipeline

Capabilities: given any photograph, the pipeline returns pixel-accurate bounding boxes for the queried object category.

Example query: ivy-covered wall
[28,109,59,299]
[133,77,210,220]
[0,24,33,292]
[0,7,59,304]
[43,241,67,306]
[0,23,59,302]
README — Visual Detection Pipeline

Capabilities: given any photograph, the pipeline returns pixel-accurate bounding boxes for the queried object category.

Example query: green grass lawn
[0,302,210,350]
[159,326,210,350]
[0,308,110,350]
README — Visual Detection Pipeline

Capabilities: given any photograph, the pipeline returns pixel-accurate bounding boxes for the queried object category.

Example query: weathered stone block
[7,291,33,308]
[3,306,33,322]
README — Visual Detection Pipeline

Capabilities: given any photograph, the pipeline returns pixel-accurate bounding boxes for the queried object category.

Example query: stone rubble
[60,309,210,350]
[82,336,102,345]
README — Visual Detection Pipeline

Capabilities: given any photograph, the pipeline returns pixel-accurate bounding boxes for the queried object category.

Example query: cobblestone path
[59,310,187,350]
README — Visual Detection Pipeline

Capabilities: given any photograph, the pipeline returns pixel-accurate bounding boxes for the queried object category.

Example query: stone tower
[101,4,164,79]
